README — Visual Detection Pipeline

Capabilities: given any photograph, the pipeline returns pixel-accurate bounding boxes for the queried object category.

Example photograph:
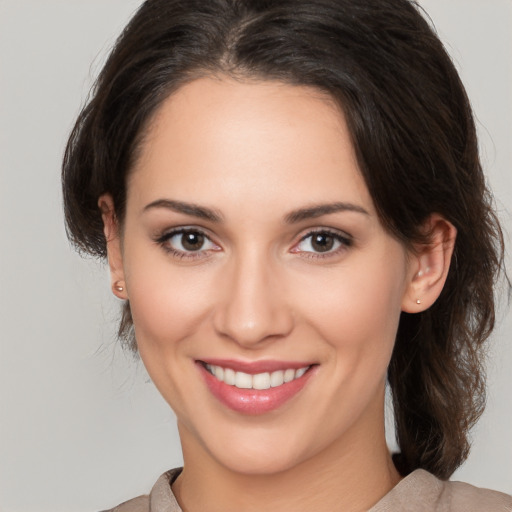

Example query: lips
[197,359,316,415]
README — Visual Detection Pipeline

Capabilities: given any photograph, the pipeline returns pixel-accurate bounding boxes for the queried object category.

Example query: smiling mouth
[198,360,316,414]
[202,363,311,390]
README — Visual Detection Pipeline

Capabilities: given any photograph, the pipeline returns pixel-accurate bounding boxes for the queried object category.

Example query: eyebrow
[143,199,223,222]
[142,199,368,224]
[284,202,369,223]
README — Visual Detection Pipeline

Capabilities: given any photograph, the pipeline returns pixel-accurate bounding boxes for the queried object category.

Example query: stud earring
[114,281,124,293]
[416,299,421,305]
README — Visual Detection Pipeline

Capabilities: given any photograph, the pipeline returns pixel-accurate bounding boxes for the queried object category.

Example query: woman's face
[109,77,418,474]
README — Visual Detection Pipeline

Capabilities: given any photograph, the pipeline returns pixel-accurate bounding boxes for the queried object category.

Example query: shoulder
[100,468,182,512]
[100,495,149,512]
[445,479,512,512]
[371,469,512,512]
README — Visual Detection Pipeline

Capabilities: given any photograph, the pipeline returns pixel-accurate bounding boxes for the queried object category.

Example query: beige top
[103,468,512,512]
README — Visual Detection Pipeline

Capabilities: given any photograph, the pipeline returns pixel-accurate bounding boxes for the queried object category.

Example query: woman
[62,0,511,510]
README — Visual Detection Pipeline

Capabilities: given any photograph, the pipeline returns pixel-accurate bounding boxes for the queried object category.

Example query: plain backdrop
[0,1,511,511]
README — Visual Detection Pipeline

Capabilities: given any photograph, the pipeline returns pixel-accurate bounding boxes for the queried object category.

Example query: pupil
[182,232,204,251]
[312,233,334,252]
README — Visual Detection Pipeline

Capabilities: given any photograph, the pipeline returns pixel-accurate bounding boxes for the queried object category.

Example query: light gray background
[0,1,511,511]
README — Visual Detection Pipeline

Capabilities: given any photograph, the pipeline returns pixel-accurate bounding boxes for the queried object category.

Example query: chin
[213,445,305,476]
[196,420,323,477]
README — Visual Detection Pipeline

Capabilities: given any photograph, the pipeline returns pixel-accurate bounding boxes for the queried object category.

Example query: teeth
[270,370,284,388]
[224,367,236,385]
[252,372,271,390]
[235,371,253,389]
[206,364,310,389]
[295,367,307,378]
[284,368,295,383]
[213,366,224,381]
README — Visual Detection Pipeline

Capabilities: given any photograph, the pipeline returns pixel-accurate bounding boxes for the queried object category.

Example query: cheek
[122,245,211,352]
[129,282,197,348]
[290,252,408,439]
[122,247,216,418]
[296,249,407,366]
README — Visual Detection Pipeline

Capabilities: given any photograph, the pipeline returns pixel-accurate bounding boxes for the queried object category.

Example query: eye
[293,230,352,256]
[157,228,220,258]
[170,231,209,251]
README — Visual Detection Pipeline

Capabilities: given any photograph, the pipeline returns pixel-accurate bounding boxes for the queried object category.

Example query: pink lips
[197,359,316,415]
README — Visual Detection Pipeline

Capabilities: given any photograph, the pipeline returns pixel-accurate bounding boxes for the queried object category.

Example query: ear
[401,214,457,313]
[98,194,127,300]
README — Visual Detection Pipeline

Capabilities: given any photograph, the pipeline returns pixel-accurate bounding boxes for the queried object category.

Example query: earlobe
[401,214,457,313]
[98,194,127,300]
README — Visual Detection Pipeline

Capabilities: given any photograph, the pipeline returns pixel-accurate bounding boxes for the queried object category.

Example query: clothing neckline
[149,467,440,512]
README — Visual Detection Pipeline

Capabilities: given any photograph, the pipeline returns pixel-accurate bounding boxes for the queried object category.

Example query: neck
[173,393,400,512]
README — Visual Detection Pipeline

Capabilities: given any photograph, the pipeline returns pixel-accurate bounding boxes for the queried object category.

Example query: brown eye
[294,230,352,256]
[160,229,219,255]
[311,233,335,252]
[181,232,205,251]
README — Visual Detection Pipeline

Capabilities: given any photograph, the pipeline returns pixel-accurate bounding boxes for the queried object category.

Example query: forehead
[128,76,374,216]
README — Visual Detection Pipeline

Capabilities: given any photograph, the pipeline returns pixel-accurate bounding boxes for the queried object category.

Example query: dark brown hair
[62,0,505,479]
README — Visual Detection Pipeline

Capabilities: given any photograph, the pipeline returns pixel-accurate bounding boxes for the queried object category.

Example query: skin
[101,77,456,512]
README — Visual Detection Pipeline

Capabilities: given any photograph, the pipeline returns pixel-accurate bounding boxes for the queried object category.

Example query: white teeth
[235,371,253,389]
[224,367,236,385]
[295,367,307,378]
[270,370,284,388]
[214,366,224,381]
[284,368,295,383]
[206,364,310,389]
[253,372,271,390]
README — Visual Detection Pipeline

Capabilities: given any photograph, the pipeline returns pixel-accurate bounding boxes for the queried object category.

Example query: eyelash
[155,227,353,261]
[155,228,219,261]
[293,229,353,260]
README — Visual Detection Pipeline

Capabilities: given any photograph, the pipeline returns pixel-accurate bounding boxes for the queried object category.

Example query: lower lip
[198,364,315,415]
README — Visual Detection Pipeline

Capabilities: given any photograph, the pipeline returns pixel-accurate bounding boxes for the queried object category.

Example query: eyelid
[291,228,353,258]
[155,226,221,259]
[153,225,353,261]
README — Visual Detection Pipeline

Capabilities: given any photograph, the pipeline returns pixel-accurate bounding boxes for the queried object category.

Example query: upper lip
[198,358,315,374]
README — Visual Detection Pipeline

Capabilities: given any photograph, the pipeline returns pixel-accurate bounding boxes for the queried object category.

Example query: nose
[212,250,294,348]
